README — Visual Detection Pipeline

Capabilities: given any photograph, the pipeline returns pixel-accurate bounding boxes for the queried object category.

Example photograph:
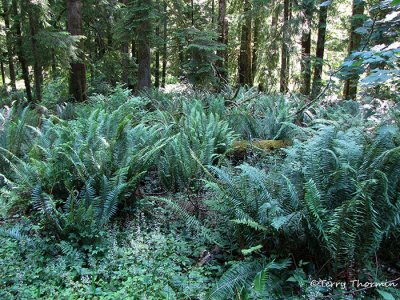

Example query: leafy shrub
[226,92,304,140]
[158,100,235,191]
[203,121,400,286]
[289,124,400,270]
[205,164,301,251]
[0,104,37,163]
[32,176,127,248]
[40,78,69,109]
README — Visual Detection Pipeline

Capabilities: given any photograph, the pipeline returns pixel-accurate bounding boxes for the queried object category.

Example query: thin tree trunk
[177,38,184,76]
[155,0,160,88]
[300,1,312,95]
[122,41,130,87]
[211,0,215,24]
[51,50,57,78]
[154,27,160,88]
[1,0,16,91]
[191,0,194,26]
[216,0,228,81]
[311,0,328,97]
[252,18,259,83]
[12,0,33,101]
[28,5,42,101]
[67,0,86,102]
[238,0,252,86]
[280,0,290,93]
[261,0,278,91]
[1,60,6,86]
[343,0,364,100]
[161,0,167,88]
[121,0,131,88]
[136,0,152,91]
[132,40,136,60]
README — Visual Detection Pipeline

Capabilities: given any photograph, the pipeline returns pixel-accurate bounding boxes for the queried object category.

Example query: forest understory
[0,0,399,299]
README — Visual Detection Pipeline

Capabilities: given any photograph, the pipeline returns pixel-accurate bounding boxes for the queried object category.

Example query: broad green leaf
[377,289,395,300]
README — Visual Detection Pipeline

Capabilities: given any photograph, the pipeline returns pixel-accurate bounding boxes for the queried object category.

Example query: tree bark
[211,0,215,24]
[1,0,17,91]
[161,0,167,88]
[190,0,194,26]
[252,18,259,83]
[12,0,32,101]
[300,1,312,96]
[238,0,252,86]
[121,0,131,89]
[155,1,160,88]
[136,0,152,91]
[12,0,33,102]
[280,0,290,93]
[66,0,87,102]
[28,3,42,102]
[263,0,279,92]
[216,0,228,81]
[1,59,6,87]
[311,0,328,97]
[343,0,365,100]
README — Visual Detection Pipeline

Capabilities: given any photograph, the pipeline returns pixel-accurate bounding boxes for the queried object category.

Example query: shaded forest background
[0,0,398,102]
[0,0,399,299]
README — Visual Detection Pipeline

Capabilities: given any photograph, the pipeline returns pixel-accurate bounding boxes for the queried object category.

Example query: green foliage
[296,124,400,269]
[184,28,225,87]
[158,100,235,191]
[0,104,37,172]
[340,1,400,98]
[0,221,214,299]
[209,258,292,300]
[225,90,305,140]
[40,78,69,109]
[31,176,126,247]
[1,88,400,299]
[205,164,300,250]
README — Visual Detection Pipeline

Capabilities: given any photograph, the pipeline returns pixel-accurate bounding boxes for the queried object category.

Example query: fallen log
[230,139,292,157]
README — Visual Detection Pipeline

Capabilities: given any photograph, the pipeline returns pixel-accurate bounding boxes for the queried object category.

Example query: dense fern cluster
[1,86,399,299]
[203,120,400,298]
[159,100,235,191]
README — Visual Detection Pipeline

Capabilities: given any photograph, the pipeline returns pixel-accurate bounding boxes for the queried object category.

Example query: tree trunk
[132,40,136,60]
[161,0,167,88]
[51,50,57,78]
[190,0,194,26]
[1,0,17,91]
[238,0,252,86]
[12,0,32,101]
[311,0,328,97]
[155,1,160,88]
[28,4,42,102]
[1,59,6,87]
[136,0,152,91]
[263,0,279,92]
[343,0,365,100]
[300,1,312,96]
[122,41,130,87]
[121,0,131,88]
[280,0,290,93]
[211,0,215,24]
[67,0,86,102]
[252,18,259,84]
[216,0,228,81]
